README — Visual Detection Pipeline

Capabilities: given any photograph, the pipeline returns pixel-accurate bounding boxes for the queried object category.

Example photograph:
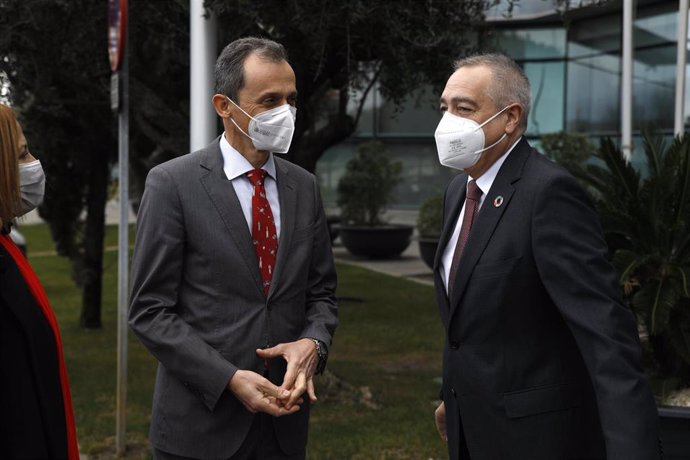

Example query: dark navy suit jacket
[435,138,660,460]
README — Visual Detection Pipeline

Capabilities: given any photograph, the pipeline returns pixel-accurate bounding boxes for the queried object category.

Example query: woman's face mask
[434,105,510,170]
[226,97,297,154]
[17,160,45,216]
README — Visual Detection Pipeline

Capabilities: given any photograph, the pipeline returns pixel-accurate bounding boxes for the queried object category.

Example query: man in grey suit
[129,37,338,460]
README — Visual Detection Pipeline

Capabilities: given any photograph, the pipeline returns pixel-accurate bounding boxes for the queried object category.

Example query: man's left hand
[256,338,318,409]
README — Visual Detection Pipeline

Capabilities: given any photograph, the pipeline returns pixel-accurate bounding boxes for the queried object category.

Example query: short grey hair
[454,53,531,130]
[214,37,288,102]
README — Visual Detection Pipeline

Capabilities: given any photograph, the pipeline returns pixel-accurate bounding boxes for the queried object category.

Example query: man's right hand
[228,369,301,417]
[435,401,448,442]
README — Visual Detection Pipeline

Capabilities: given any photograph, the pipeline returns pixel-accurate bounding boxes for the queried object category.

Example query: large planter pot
[418,237,439,269]
[339,224,413,259]
[659,405,690,459]
[326,216,341,243]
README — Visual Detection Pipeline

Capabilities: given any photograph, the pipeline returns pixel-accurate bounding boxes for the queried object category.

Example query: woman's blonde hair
[0,104,21,225]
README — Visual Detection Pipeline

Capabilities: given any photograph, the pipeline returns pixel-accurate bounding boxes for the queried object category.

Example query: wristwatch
[310,338,328,375]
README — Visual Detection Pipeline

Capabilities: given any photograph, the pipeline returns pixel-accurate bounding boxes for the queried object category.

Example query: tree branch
[352,62,382,129]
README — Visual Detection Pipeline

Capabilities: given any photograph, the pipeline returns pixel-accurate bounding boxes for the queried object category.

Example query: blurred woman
[0,103,79,459]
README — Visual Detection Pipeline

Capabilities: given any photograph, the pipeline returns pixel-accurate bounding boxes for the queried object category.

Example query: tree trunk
[291,113,356,173]
[79,148,110,328]
[293,147,319,173]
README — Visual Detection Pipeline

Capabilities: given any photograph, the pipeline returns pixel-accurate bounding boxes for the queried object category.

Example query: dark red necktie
[246,169,278,297]
[448,179,482,295]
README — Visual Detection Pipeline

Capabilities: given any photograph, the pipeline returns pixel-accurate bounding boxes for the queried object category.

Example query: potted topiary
[416,192,443,269]
[325,215,341,243]
[539,131,595,175]
[581,133,690,456]
[336,141,413,259]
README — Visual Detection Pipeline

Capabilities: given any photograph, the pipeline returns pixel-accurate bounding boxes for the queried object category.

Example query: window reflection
[316,141,454,209]
[493,28,566,136]
[633,9,677,132]
[315,1,682,208]
[376,86,440,137]
[566,14,621,133]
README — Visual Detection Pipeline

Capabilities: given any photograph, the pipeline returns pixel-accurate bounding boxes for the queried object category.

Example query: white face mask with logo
[226,97,297,154]
[434,105,510,170]
[18,160,45,216]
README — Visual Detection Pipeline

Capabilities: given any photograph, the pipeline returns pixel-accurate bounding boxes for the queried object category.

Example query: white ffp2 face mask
[18,160,45,216]
[227,97,297,154]
[434,106,510,170]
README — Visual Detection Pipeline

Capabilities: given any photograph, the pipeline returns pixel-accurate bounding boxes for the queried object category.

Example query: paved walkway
[19,198,136,225]
[330,209,436,286]
[332,240,434,286]
[23,201,435,285]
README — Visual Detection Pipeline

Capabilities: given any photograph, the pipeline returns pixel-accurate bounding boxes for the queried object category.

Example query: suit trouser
[153,413,305,460]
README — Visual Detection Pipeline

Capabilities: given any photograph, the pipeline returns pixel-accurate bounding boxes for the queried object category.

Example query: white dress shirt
[441,138,521,293]
[219,133,281,238]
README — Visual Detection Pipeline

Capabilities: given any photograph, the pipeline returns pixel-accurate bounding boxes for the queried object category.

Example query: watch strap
[310,338,328,375]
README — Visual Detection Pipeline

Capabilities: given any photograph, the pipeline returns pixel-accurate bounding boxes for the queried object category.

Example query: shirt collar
[219,133,277,181]
[470,136,521,195]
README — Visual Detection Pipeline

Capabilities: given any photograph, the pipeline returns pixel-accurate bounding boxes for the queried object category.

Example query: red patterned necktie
[246,169,278,297]
[448,179,482,296]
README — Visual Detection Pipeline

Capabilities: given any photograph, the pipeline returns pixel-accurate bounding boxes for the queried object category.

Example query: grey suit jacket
[128,139,338,458]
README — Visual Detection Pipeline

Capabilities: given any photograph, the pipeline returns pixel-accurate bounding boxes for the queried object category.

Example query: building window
[566,14,622,134]
[492,28,567,136]
[633,8,677,132]
[376,86,440,137]
[316,140,453,209]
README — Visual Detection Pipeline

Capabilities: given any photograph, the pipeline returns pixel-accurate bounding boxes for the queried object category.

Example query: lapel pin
[493,196,504,208]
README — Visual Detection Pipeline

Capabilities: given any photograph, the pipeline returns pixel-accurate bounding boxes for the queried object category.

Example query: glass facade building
[316,84,452,210]
[317,0,687,208]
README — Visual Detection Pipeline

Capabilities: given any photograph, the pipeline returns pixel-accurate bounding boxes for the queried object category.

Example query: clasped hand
[228,338,318,417]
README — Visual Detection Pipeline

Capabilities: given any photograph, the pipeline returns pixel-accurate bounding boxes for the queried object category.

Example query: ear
[504,103,523,135]
[212,94,232,118]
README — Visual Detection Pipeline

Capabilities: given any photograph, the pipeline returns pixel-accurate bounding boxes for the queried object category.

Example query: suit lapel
[198,140,264,296]
[268,157,297,300]
[434,174,467,316]
[434,177,467,272]
[447,139,532,320]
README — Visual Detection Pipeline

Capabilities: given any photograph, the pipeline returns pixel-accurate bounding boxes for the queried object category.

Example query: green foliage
[417,193,443,238]
[540,131,595,174]
[336,141,402,227]
[0,0,494,324]
[582,134,690,382]
[205,0,491,171]
[0,0,495,324]
[0,0,113,247]
[0,0,119,326]
[127,1,192,208]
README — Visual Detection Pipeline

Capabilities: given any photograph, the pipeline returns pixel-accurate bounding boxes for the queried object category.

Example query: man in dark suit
[432,53,660,460]
[129,37,338,459]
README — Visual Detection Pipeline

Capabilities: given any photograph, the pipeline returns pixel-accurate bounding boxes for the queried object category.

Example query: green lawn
[19,224,447,459]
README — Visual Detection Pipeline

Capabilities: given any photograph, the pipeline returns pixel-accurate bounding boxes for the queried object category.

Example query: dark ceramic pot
[326,216,341,243]
[418,237,439,269]
[659,405,690,459]
[339,224,413,259]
